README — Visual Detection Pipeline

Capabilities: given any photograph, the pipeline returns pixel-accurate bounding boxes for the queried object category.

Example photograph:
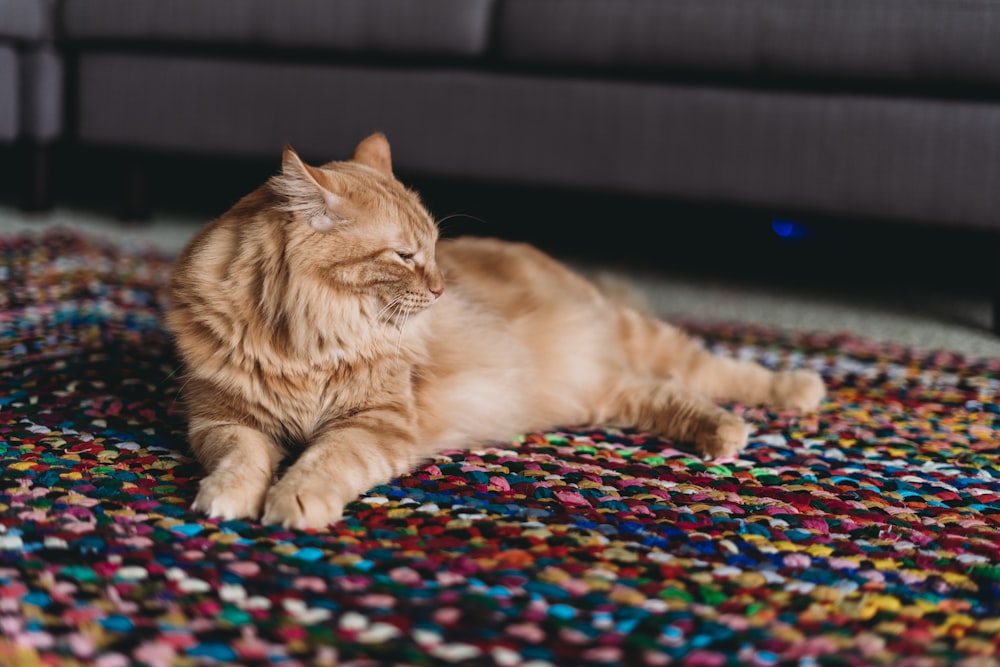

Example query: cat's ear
[274,146,350,231]
[352,132,393,177]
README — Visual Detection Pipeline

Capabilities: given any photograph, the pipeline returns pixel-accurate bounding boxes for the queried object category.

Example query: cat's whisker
[396,300,413,359]
[168,373,196,416]
[436,212,489,235]
[378,298,408,346]
[390,298,407,327]
[394,307,411,360]
[376,296,403,324]
[374,297,396,320]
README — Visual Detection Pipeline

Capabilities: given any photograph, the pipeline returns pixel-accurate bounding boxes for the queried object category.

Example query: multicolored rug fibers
[1,230,999,667]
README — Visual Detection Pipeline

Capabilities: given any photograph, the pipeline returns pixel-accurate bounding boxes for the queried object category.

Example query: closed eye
[396,250,415,264]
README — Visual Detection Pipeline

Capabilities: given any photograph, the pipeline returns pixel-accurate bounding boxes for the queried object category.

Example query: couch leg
[993,234,1000,335]
[993,288,1000,336]
[21,142,52,212]
[118,153,151,223]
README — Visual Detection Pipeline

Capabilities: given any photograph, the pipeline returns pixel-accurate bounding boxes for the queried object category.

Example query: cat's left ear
[275,146,351,231]
[352,132,393,177]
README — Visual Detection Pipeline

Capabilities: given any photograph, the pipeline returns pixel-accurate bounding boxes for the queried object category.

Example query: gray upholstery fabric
[0,0,61,143]
[0,45,17,141]
[19,45,61,141]
[0,0,51,41]
[76,53,1000,231]
[499,0,1000,85]
[61,0,496,57]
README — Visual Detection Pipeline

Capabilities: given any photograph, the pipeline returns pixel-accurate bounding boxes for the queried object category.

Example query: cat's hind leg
[621,309,825,411]
[596,378,750,459]
[189,424,284,521]
[767,368,826,411]
[676,347,825,411]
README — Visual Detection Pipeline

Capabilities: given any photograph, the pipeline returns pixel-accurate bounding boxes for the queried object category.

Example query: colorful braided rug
[1,229,999,667]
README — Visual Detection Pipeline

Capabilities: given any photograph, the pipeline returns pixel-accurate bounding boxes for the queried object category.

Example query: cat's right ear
[273,146,350,232]
[353,132,393,177]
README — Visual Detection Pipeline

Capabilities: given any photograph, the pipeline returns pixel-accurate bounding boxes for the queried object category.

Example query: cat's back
[435,235,601,314]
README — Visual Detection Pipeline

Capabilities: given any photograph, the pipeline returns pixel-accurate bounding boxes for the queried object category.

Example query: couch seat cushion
[0,45,17,140]
[498,0,1000,85]
[61,0,496,58]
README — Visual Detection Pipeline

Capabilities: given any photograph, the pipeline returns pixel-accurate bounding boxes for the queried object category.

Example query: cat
[166,132,826,530]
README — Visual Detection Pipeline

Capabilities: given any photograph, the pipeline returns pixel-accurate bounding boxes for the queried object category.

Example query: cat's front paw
[770,369,826,411]
[192,467,271,521]
[262,481,345,530]
[696,414,749,460]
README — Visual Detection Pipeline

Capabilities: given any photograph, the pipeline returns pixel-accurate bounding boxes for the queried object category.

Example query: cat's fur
[166,133,825,530]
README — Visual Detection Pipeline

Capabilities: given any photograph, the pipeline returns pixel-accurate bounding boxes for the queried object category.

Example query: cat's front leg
[262,425,418,530]
[189,423,284,521]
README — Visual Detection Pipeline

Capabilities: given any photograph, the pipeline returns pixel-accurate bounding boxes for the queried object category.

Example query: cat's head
[269,133,445,321]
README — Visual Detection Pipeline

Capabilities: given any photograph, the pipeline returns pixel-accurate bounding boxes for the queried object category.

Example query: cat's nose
[430,285,444,299]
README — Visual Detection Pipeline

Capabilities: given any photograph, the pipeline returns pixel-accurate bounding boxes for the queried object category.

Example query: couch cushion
[19,46,62,141]
[76,52,1000,230]
[498,0,1000,86]
[0,0,52,41]
[61,0,496,58]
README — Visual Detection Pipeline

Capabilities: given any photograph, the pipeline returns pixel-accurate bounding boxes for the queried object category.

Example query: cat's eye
[396,250,415,263]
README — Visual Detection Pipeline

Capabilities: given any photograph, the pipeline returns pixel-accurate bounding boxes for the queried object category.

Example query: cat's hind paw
[262,483,345,530]
[192,467,270,521]
[770,369,826,411]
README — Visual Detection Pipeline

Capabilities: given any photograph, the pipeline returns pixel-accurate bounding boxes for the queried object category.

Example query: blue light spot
[771,219,810,240]
[772,220,794,237]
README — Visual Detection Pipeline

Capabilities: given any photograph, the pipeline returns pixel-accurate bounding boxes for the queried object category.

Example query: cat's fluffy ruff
[166,133,826,530]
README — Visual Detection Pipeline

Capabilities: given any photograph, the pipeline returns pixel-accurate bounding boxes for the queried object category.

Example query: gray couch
[0,0,62,209]
[4,0,1000,331]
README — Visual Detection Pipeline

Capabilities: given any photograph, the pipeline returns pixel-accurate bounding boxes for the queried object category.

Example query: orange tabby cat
[166,133,825,530]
